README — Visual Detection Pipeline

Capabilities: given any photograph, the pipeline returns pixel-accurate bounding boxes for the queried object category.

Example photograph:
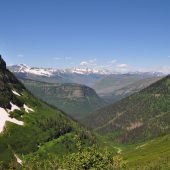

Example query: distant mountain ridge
[8,64,166,76]
[8,64,165,105]
[98,76,162,103]
[8,64,112,76]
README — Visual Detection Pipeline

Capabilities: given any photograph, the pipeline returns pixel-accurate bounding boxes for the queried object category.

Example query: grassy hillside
[123,134,170,169]
[96,133,170,169]
[82,75,170,143]
[21,79,106,119]
[0,56,95,168]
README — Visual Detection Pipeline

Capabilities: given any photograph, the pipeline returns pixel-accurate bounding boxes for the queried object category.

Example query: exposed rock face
[0,56,24,108]
[0,55,6,70]
[42,84,99,98]
[60,85,95,98]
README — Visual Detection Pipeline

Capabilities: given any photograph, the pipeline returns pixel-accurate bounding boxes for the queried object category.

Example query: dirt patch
[126,121,143,131]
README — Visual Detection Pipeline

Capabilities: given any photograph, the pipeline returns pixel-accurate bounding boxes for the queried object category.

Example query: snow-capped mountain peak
[7,64,167,77]
[8,64,113,76]
[8,64,57,77]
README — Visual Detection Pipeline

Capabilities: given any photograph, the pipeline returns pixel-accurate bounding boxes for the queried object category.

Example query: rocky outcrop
[0,55,6,70]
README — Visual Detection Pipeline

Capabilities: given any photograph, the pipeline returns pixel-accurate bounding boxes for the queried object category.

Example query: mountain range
[8,64,164,102]
[8,64,166,76]
[1,59,169,169]
[8,64,165,81]
[7,65,164,120]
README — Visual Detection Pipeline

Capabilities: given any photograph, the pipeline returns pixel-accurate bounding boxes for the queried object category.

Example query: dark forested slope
[82,75,170,143]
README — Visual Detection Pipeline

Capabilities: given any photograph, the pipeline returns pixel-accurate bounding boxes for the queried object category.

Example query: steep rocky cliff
[22,79,106,119]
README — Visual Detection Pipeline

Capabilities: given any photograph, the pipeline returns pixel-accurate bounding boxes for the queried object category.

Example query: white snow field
[14,154,22,165]
[12,90,21,96]
[0,107,24,133]
[23,104,34,113]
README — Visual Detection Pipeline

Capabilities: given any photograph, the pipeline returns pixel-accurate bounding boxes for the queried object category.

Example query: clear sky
[0,0,170,72]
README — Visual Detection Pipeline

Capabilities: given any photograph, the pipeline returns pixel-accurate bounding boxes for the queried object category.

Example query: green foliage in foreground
[0,136,126,170]
[22,148,125,170]
[22,136,126,170]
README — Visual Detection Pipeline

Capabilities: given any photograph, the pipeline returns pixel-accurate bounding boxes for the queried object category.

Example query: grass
[0,136,14,166]
[123,134,170,168]
[96,133,170,169]
[33,133,77,158]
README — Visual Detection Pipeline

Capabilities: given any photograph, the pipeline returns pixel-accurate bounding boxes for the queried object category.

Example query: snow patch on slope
[23,104,34,113]
[0,107,24,133]
[12,90,21,96]
[14,154,22,165]
[7,102,20,112]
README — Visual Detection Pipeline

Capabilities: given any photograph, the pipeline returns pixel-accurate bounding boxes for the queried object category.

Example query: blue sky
[0,0,170,72]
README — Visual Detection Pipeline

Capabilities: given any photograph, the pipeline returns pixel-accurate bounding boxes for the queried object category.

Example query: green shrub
[9,110,24,119]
